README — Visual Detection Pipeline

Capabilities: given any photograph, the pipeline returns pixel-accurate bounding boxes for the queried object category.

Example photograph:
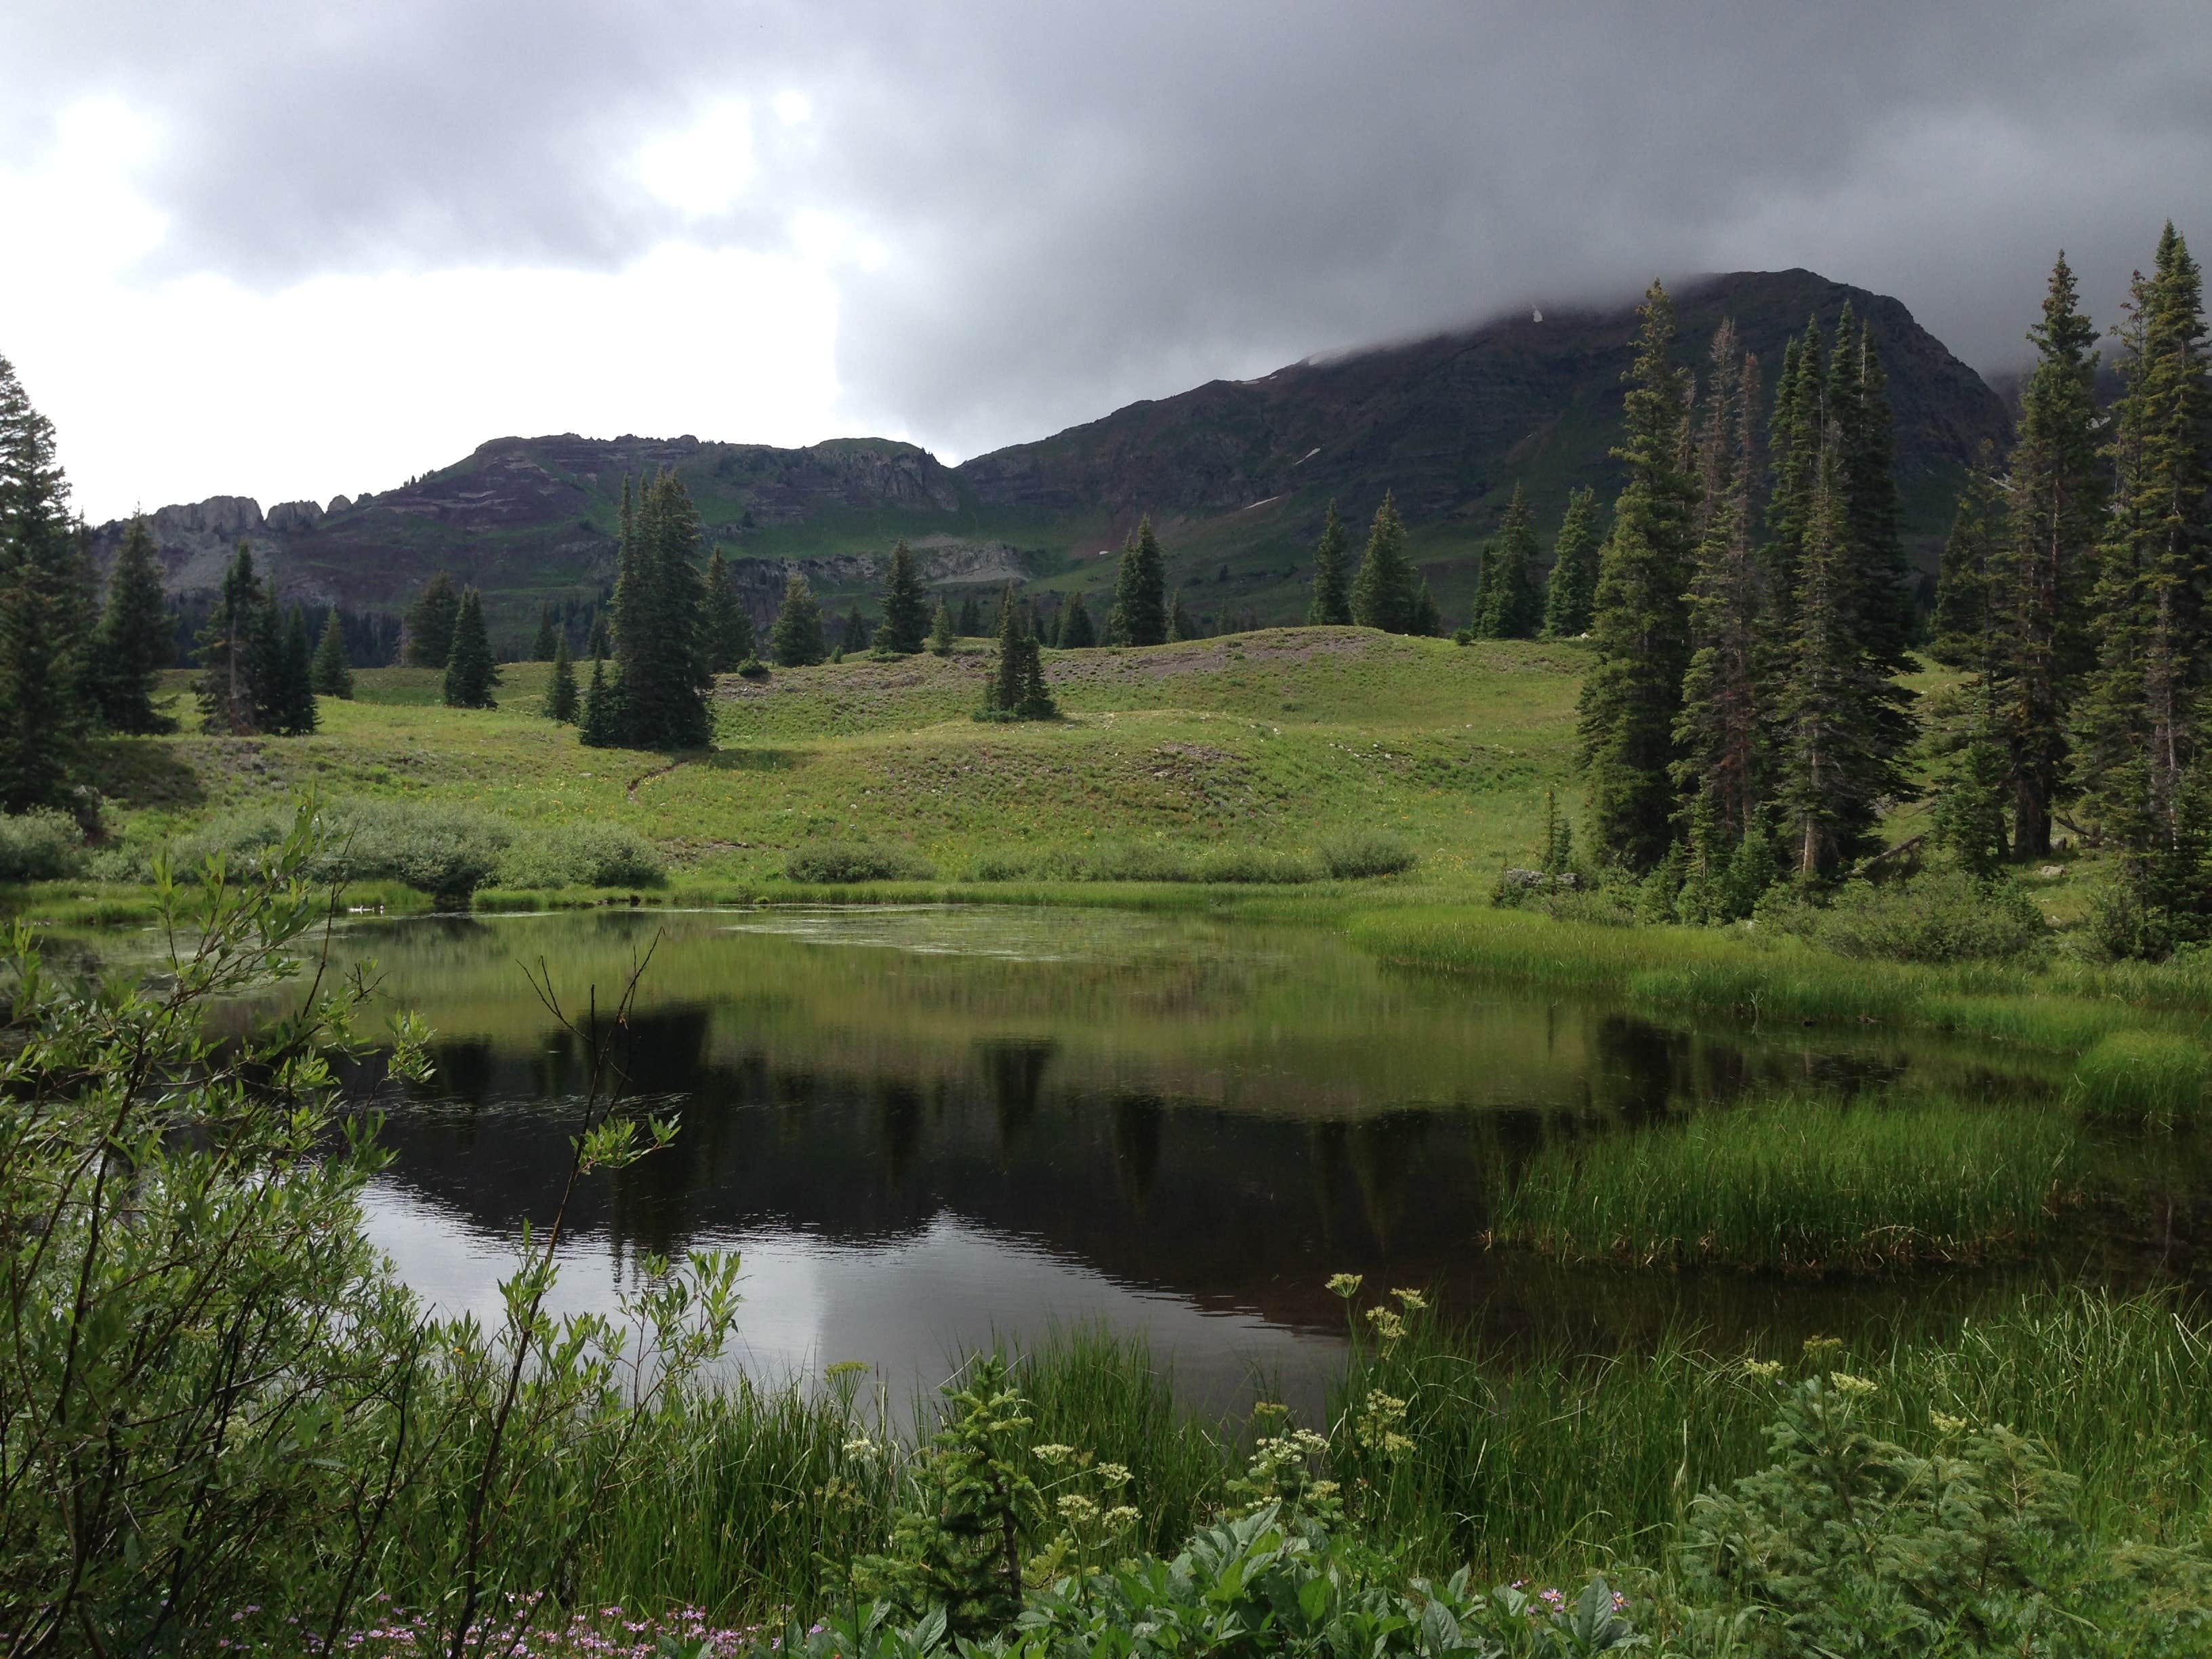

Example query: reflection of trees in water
[428,1038,497,1109]
[977,1038,1057,1158]
[1111,1092,1164,1205]
[1347,1111,1432,1253]
[1587,1015,1684,1126]
[878,1080,926,1189]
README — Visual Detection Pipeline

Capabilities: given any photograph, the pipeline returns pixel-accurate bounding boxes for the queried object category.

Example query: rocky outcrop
[151,496,264,538]
[266,499,325,533]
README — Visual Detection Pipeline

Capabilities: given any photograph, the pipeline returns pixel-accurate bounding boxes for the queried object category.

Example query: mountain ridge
[91,268,2011,640]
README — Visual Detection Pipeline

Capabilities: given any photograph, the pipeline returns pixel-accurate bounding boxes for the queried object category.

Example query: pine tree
[531,605,558,661]
[1540,487,1601,638]
[838,606,868,655]
[1410,578,1442,637]
[442,588,499,709]
[586,610,610,660]
[769,571,828,666]
[0,355,92,807]
[1988,254,2108,858]
[1059,592,1097,649]
[310,607,354,699]
[578,652,625,747]
[927,600,956,656]
[546,634,579,721]
[875,539,932,655]
[1671,322,1767,898]
[981,583,1054,720]
[196,545,266,736]
[702,548,753,672]
[1350,491,1421,633]
[611,472,713,747]
[956,595,983,636]
[2074,224,2212,949]
[1109,518,1168,646]
[1306,500,1352,625]
[275,608,319,734]
[1473,485,1542,638]
[1168,588,1196,642]
[1929,452,2007,670]
[1761,325,1822,637]
[92,516,176,733]
[403,572,460,668]
[1577,282,1698,871]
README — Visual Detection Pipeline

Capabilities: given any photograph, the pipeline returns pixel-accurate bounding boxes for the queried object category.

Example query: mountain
[91,269,2010,643]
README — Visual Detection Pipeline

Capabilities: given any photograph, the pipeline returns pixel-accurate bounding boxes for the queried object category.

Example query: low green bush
[495,822,666,889]
[0,808,86,882]
[1318,831,1418,880]
[2066,1031,2211,1129]
[1765,867,2051,965]
[1191,845,1322,884]
[966,840,1326,885]
[783,840,936,883]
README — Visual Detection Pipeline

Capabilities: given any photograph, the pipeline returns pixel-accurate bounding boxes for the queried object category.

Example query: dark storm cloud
[9,0,2211,457]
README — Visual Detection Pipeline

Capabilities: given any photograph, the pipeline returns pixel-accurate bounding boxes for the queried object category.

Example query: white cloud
[632,99,756,220]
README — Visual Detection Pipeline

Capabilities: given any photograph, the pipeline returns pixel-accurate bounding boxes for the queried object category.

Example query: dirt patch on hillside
[1044,627,1386,685]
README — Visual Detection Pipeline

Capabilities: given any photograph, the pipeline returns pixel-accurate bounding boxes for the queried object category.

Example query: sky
[5,0,2210,524]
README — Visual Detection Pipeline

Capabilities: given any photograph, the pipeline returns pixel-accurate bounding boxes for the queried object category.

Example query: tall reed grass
[2066,1031,2212,1129]
[1490,1095,2080,1273]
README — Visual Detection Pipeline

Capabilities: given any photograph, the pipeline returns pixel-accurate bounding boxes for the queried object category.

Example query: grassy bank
[1489,1094,2082,1273]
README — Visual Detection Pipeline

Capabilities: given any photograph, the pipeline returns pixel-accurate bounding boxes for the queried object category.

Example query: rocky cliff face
[89,269,2010,636]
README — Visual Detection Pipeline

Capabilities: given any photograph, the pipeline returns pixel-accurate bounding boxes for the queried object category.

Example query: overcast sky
[6,0,2209,523]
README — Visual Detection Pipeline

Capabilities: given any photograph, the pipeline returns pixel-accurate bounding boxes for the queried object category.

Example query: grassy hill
[76,630,1585,900]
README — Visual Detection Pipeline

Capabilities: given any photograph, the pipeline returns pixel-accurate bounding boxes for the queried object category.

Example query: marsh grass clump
[964,840,1324,884]
[783,839,936,884]
[2066,1032,2211,1129]
[1491,1095,2081,1273]
[1317,830,1418,880]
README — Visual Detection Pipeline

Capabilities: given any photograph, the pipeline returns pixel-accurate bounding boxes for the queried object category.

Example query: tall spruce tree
[1350,491,1421,633]
[1761,325,1823,636]
[1577,281,1698,871]
[1168,588,1196,642]
[611,472,713,747]
[546,634,579,722]
[1540,487,1601,638]
[1306,500,1352,625]
[310,607,354,699]
[1929,450,2008,670]
[196,545,266,736]
[701,547,752,672]
[876,539,932,654]
[1473,485,1542,638]
[442,588,499,709]
[1058,591,1097,649]
[956,595,983,636]
[1988,254,2108,857]
[1109,518,1168,645]
[981,582,1054,720]
[769,571,828,666]
[1671,321,1766,897]
[92,516,176,733]
[927,600,956,656]
[2074,224,2212,949]
[274,607,318,734]
[578,652,624,747]
[403,572,460,668]
[531,605,559,660]
[0,354,92,808]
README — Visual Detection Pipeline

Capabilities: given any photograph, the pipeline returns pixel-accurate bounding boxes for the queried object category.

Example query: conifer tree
[1671,321,1766,898]
[1577,282,1698,870]
[840,606,870,655]
[276,608,318,734]
[0,355,92,806]
[956,594,983,636]
[546,634,579,721]
[92,516,176,733]
[1306,500,1352,625]
[1761,325,1822,635]
[1473,485,1542,638]
[1540,487,1601,638]
[701,547,752,672]
[442,588,499,709]
[196,545,266,737]
[310,607,354,700]
[1929,452,2007,670]
[1058,591,1097,649]
[403,572,460,668]
[531,605,559,660]
[586,610,610,660]
[1168,588,1195,642]
[579,652,624,747]
[876,539,932,654]
[1109,517,1168,645]
[611,472,713,747]
[2074,224,2212,949]
[927,600,956,656]
[1350,491,1420,633]
[981,583,1054,720]
[769,571,828,666]
[1987,254,2108,857]
[1410,577,1442,638]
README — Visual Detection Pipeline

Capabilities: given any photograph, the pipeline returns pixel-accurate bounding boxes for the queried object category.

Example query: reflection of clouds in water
[718,905,1265,970]
[361,1185,1334,1417]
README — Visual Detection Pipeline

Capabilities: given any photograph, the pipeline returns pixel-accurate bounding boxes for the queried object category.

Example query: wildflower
[1391,1287,1428,1311]
[1096,1461,1132,1487]
[1104,1504,1141,1530]
[1326,1272,1364,1299]
[1032,1442,1076,1466]
[825,1359,869,1380]
[1802,1334,1843,1361]
[1364,1306,1407,1345]
[1740,1359,1784,1382]
[1057,1493,1101,1524]
[1355,1390,1411,1455]
[1931,1410,1969,1435]
[1829,1372,1879,1397]
[841,1436,878,1458]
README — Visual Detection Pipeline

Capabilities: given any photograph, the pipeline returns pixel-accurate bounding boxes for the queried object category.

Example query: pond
[220,905,2174,1411]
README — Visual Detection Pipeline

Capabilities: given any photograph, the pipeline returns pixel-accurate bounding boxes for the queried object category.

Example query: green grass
[1489,1094,2082,1273]
[2066,1032,2212,1129]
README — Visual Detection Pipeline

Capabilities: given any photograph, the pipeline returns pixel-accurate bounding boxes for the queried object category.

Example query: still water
[249,905,2085,1408]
